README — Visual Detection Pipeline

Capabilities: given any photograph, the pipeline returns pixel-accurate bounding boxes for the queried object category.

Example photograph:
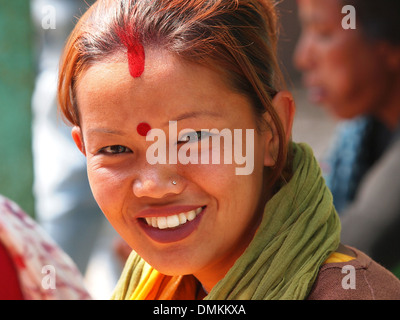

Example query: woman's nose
[132,166,183,199]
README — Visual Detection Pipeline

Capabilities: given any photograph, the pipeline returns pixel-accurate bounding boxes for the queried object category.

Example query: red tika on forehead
[137,122,152,137]
[117,28,145,78]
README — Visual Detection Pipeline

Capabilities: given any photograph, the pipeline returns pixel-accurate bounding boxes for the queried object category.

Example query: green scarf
[112,143,341,300]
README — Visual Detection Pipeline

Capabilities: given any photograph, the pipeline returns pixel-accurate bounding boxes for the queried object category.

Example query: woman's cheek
[87,160,129,215]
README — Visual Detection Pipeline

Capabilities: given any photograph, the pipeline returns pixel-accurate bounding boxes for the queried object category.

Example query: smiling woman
[57,0,400,300]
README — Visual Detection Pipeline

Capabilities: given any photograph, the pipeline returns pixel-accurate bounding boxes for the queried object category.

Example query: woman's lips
[137,205,206,244]
[144,207,203,229]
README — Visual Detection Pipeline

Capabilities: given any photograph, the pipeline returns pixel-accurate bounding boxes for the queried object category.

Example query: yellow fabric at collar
[129,268,201,300]
[128,251,356,300]
[323,252,355,265]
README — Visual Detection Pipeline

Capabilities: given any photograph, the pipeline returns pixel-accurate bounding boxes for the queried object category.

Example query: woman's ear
[262,91,296,167]
[272,91,296,144]
[71,126,86,156]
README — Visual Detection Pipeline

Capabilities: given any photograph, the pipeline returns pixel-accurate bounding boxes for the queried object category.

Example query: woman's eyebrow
[86,111,223,135]
[165,110,223,125]
[87,128,126,136]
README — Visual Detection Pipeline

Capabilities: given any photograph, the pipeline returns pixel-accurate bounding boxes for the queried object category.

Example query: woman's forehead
[75,49,252,127]
[76,49,235,105]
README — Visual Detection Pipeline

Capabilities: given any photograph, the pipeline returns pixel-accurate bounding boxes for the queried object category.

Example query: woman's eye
[178,131,210,143]
[99,145,132,155]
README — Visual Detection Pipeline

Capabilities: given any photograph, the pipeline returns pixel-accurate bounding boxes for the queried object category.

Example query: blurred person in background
[294,0,400,273]
[30,0,123,297]
[0,194,91,300]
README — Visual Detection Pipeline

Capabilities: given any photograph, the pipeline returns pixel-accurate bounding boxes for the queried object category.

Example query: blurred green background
[0,0,35,216]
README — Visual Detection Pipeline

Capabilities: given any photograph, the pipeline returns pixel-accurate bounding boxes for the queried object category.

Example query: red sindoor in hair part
[117,28,145,78]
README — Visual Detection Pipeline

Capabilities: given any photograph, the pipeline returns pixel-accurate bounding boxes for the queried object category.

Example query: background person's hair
[58,0,291,191]
[344,0,400,45]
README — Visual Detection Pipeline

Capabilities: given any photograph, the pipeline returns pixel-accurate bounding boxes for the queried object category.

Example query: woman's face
[74,49,278,289]
[294,0,391,120]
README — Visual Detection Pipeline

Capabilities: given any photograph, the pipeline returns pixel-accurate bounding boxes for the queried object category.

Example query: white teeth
[186,210,196,221]
[167,215,180,228]
[157,217,168,229]
[178,213,187,224]
[144,207,203,229]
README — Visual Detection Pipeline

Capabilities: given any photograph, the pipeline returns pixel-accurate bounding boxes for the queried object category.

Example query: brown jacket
[307,247,400,300]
